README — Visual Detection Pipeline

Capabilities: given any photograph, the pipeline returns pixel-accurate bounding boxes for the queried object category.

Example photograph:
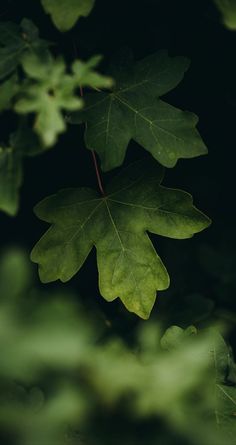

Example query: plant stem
[91,150,106,196]
[79,85,106,196]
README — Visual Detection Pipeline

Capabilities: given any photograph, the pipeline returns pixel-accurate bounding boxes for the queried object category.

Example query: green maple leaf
[0,147,22,216]
[31,160,210,319]
[0,18,47,81]
[41,0,95,32]
[14,53,112,147]
[70,51,207,171]
[214,0,236,30]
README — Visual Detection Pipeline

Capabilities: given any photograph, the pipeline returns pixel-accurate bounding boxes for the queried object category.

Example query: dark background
[0,0,236,336]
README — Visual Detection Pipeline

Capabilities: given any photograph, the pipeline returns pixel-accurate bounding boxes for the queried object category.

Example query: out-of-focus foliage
[0,146,22,216]
[214,0,236,30]
[0,18,112,215]
[0,18,47,81]
[14,52,113,147]
[41,0,95,32]
[0,120,44,216]
[1,249,236,445]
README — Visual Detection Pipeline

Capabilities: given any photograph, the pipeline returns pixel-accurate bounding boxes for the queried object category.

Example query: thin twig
[79,85,105,196]
[91,150,106,196]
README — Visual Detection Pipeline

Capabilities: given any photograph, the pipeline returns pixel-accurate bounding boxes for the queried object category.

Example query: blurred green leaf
[15,54,83,147]
[0,21,26,80]
[0,248,32,299]
[14,52,112,147]
[41,0,95,31]
[0,75,18,112]
[0,19,47,80]
[72,55,113,89]
[209,330,236,440]
[0,146,22,216]
[214,0,236,30]
[0,121,45,216]
[160,325,197,350]
[0,247,236,445]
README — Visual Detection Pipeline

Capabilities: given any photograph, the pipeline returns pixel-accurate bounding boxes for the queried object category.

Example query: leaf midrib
[104,199,142,296]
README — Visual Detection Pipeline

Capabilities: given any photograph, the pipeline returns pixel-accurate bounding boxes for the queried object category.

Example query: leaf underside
[31,159,210,319]
[71,50,207,171]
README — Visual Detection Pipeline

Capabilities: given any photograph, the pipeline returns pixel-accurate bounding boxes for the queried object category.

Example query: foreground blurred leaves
[0,248,236,445]
[214,0,236,30]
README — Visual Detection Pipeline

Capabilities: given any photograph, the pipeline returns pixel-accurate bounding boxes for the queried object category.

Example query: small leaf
[41,0,95,32]
[0,147,22,216]
[71,51,207,171]
[31,159,210,318]
[0,121,44,216]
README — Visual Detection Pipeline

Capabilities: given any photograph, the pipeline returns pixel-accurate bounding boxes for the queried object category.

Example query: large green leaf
[31,159,210,318]
[71,51,207,171]
[214,0,236,30]
[41,0,95,31]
